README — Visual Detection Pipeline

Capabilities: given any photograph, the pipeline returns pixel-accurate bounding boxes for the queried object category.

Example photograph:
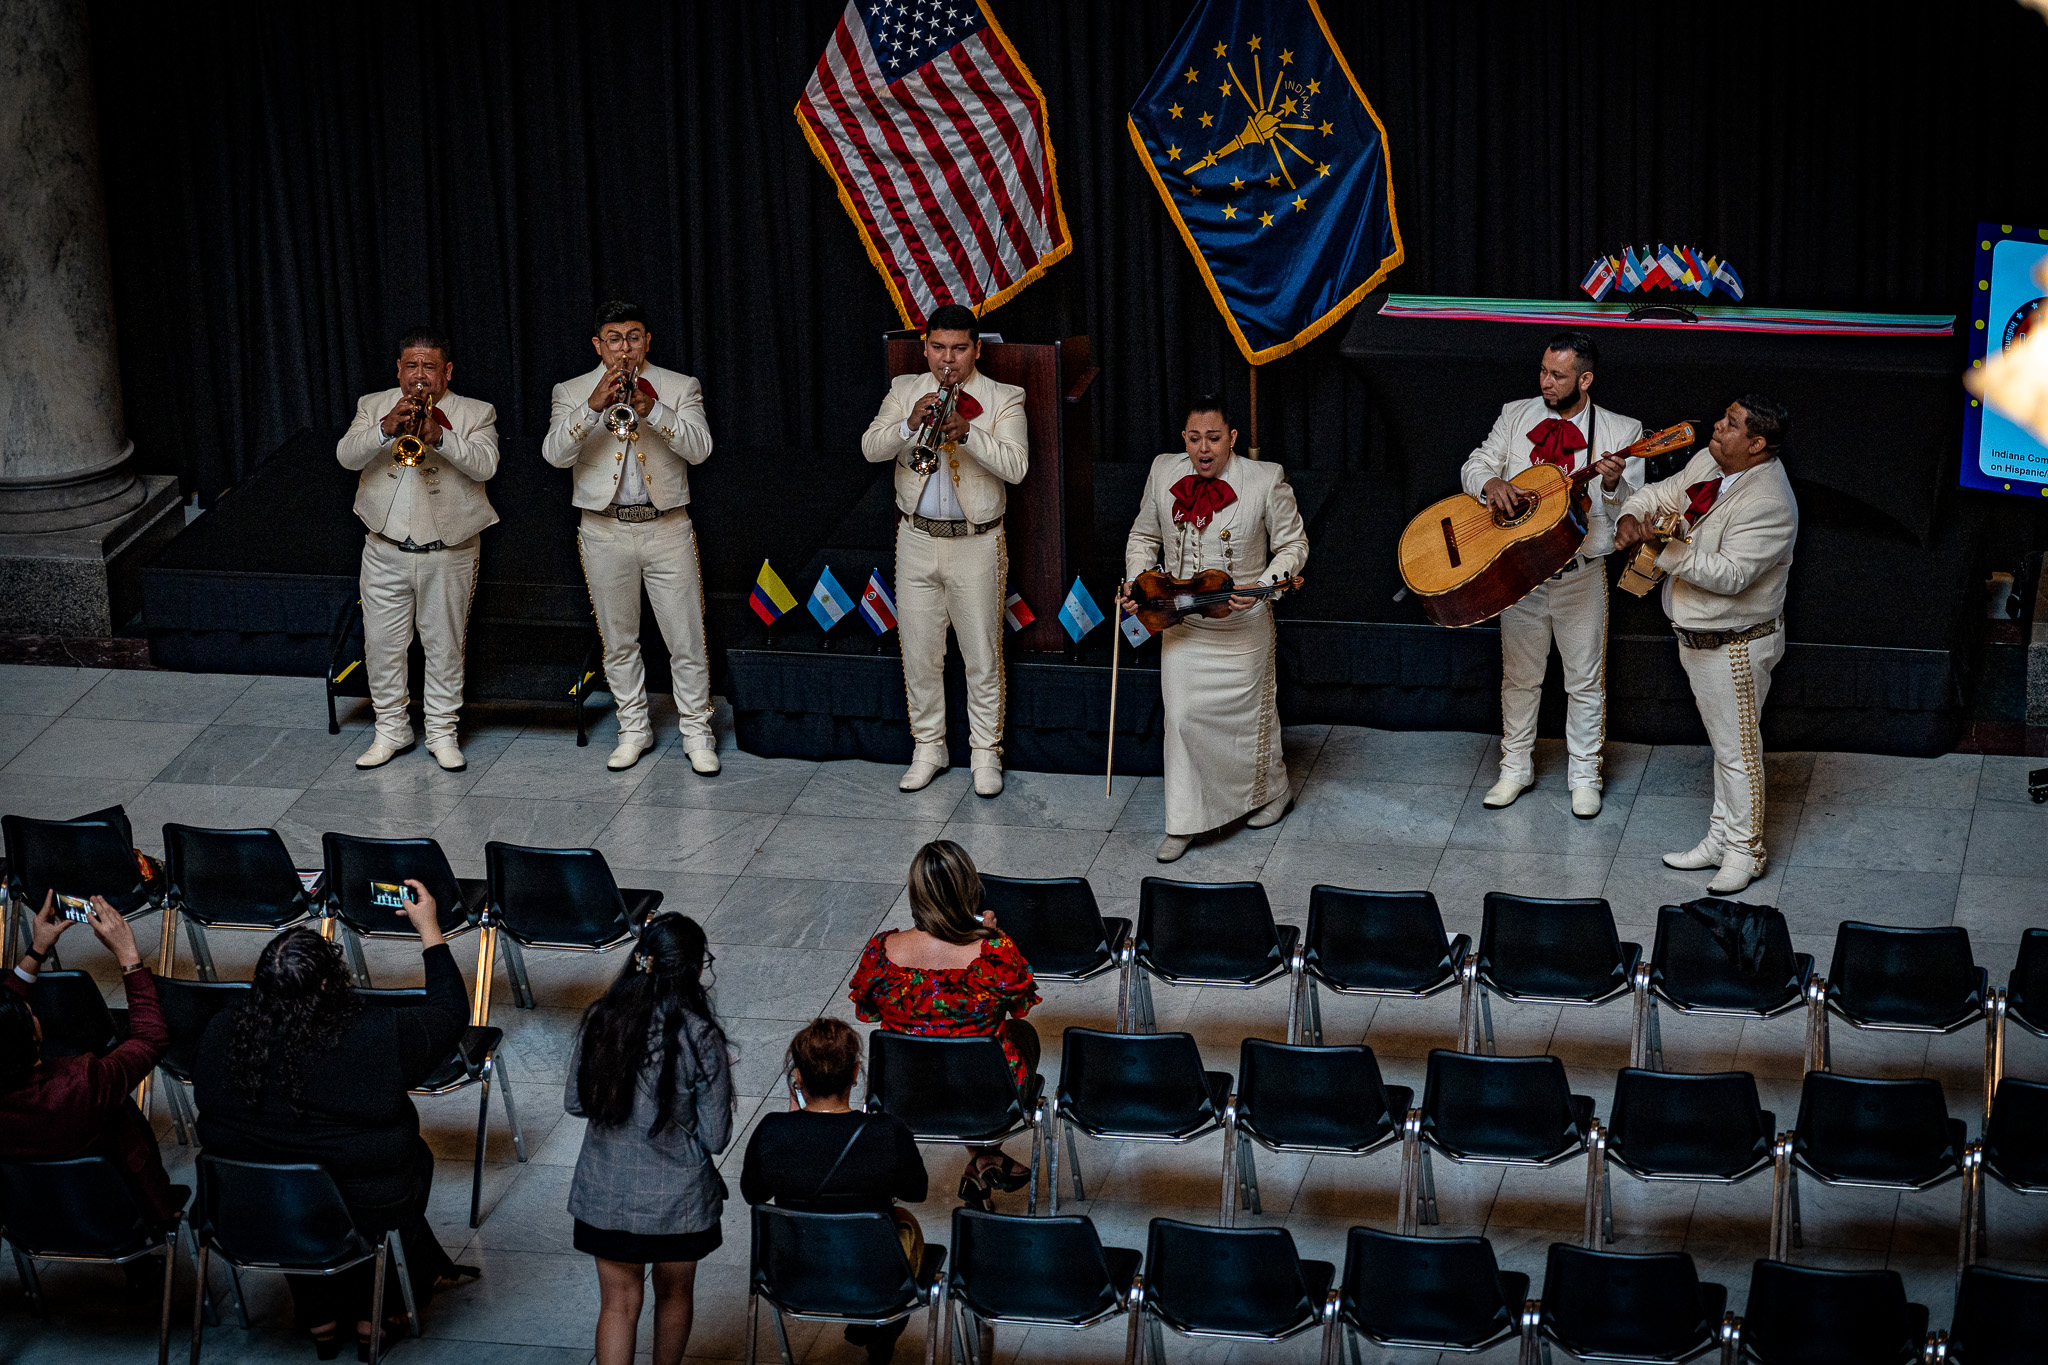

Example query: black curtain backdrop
[89,0,2048,508]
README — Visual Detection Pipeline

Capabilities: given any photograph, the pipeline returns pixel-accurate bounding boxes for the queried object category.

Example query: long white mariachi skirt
[1158,603,1285,836]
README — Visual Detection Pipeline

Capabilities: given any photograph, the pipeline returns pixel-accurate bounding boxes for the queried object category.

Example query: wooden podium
[884,336,1096,655]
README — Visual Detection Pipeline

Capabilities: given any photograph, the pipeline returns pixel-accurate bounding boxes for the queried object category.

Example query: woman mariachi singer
[1120,394,1309,863]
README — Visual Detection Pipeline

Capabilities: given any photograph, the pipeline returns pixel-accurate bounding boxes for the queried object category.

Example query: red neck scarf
[1170,474,1237,529]
[929,379,982,420]
[429,405,451,429]
[1684,477,1723,525]
[1526,415,1588,471]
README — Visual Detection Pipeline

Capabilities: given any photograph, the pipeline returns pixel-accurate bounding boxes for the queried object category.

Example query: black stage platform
[147,315,1991,763]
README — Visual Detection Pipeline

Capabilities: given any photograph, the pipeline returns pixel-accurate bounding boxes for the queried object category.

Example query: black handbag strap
[810,1116,873,1203]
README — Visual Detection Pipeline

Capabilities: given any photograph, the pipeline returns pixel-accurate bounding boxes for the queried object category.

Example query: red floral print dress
[848,930,1042,1089]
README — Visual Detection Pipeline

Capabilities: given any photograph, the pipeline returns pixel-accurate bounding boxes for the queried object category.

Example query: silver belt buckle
[615,505,660,523]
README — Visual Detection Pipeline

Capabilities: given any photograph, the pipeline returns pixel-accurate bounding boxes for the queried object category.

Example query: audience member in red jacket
[0,891,179,1224]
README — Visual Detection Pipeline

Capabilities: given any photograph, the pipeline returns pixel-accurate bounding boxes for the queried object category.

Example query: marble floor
[1,661,2044,1364]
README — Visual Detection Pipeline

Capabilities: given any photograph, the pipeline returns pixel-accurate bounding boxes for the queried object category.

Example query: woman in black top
[193,881,474,1359]
[741,1018,926,1365]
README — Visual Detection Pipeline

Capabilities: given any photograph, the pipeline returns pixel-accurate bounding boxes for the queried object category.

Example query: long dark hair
[575,914,726,1136]
[226,927,361,1114]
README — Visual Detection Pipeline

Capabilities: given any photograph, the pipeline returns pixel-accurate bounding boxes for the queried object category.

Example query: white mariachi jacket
[1459,395,1646,558]
[541,361,713,512]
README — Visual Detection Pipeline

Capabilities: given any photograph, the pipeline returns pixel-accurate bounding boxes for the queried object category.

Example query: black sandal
[985,1156,1032,1193]
[956,1167,995,1212]
[309,1325,344,1361]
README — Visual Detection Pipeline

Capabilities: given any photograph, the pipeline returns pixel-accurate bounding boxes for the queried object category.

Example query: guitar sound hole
[1492,497,1537,529]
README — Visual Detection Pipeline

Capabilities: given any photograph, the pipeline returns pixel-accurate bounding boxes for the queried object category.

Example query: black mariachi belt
[905,512,1002,538]
[376,533,447,554]
[1675,619,1780,651]
[599,505,665,523]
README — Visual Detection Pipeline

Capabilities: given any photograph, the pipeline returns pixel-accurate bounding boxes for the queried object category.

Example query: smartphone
[55,893,93,924]
[369,880,407,910]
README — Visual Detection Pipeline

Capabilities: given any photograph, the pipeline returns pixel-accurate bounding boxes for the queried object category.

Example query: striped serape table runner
[1378,294,1953,337]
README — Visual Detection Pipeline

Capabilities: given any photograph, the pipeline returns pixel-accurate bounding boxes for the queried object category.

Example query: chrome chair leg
[1065,1118,1086,1202]
[1480,989,1497,1056]
[745,1290,759,1365]
[1983,992,2005,1131]
[1959,1142,1984,1274]
[1396,1110,1421,1236]
[1285,952,1307,1045]
[1220,1112,1239,1228]
[1123,1280,1144,1365]
[389,1228,420,1335]
[1420,1146,1440,1226]
[1629,965,1651,1070]
[768,1303,798,1365]
[182,916,218,983]
[366,1241,389,1364]
[1582,1122,1607,1248]
[499,935,534,1010]
[496,1052,528,1161]
[1306,977,1324,1047]
[470,1064,493,1228]
[1457,955,1477,1053]
[1647,998,1665,1072]
[1027,1105,1043,1217]
[1239,1133,1262,1216]
[1116,945,1134,1033]
[188,1243,209,1365]
[155,1224,177,1365]
[1768,1134,1792,1260]
[341,923,372,987]
[1046,1103,1062,1216]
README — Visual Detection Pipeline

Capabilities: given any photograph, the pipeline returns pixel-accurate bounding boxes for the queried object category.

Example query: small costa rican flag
[1003,587,1035,633]
[1579,255,1617,302]
[859,571,897,634]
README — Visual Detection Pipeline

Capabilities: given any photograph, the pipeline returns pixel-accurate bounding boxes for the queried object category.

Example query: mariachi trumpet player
[542,300,718,773]
[861,303,1026,798]
[337,326,500,772]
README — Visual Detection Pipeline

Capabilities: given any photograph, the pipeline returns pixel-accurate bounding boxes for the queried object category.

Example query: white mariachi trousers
[577,509,716,749]
[1159,604,1285,836]
[894,520,1006,765]
[1497,557,1609,789]
[1677,624,1785,866]
[359,533,480,750]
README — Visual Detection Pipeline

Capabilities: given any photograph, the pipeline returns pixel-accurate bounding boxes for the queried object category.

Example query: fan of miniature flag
[751,561,799,625]
[1582,245,1744,302]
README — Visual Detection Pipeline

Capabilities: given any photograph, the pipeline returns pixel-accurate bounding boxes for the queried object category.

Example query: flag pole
[1106,583,1123,797]
[1248,364,1260,460]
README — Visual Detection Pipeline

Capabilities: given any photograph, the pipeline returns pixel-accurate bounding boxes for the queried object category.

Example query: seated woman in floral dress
[847,840,1040,1207]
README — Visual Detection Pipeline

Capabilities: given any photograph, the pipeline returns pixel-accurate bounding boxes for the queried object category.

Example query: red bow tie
[429,406,451,430]
[938,385,982,421]
[634,378,657,400]
[1684,477,1723,524]
[1526,416,1588,471]
[1170,474,1237,529]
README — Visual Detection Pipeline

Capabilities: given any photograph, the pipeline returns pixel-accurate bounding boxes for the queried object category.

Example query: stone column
[0,0,180,635]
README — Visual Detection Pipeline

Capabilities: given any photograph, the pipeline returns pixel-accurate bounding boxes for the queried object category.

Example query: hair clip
[633,953,654,973]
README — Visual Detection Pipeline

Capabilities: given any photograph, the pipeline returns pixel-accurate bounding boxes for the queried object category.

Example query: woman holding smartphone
[193,879,476,1360]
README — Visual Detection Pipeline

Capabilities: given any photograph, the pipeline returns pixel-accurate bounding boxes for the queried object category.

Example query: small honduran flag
[1579,255,1617,302]
[1058,578,1105,643]
[859,571,897,634]
[1003,586,1035,633]
[807,566,857,632]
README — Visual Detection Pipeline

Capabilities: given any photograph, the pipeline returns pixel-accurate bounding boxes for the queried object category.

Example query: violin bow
[1106,580,1123,797]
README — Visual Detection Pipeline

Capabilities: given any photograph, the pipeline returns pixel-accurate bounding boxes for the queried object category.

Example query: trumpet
[910,367,960,476]
[603,363,640,441]
[391,382,436,466]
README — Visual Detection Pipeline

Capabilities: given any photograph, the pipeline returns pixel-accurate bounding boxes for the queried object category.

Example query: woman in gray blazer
[565,914,733,1365]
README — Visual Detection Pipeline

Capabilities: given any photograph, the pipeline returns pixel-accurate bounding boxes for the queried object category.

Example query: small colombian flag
[750,560,798,625]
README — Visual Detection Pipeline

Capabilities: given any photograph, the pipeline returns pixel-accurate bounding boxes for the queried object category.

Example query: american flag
[796,0,1070,328]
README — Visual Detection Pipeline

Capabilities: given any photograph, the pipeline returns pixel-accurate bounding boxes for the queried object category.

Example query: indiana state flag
[1128,0,1402,363]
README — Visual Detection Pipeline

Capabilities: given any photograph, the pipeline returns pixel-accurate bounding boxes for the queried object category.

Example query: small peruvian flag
[1003,587,1035,634]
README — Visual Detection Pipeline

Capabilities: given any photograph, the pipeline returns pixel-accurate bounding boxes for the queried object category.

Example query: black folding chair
[746,1205,947,1365]
[1222,1038,1411,1227]
[1298,887,1471,1047]
[1329,1226,1532,1359]
[0,1158,192,1365]
[1466,893,1641,1056]
[1735,1260,1928,1365]
[1989,928,2048,1123]
[1592,1069,1776,1247]
[1818,923,1993,1121]
[2,806,162,968]
[1772,1072,1972,1272]
[320,832,484,988]
[1635,902,1814,1072]
[980,875,1128,983]
[1133,1219,1334,1365]
[357,986,526,1228]
[866,1031,1045,1212]
[1121,878,1300,1036]
[1537,1243,1735,1364]
[161,824,318,981]
[1969,1076,2048,1266]
[1941,1263,2048,1363]
[944,1209,1140,1365]
[482,842,662,1013]
[152,976,248,1146]
[26,969,122,1058]
[191,1156,420,1364]
[1407,1050,1598,1239]
[1047,1028,1232,1216]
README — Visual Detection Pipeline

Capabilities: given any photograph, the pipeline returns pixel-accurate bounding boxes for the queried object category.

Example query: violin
[1123,568,1305,634]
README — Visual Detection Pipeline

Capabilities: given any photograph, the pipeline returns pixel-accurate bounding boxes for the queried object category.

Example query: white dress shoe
[429,744,466,772]
[607,739,651,771]
[1156,834,1193,863]
[355,738,412,769]
[1662,839,1724,871]
[1482,776,1528,809]
[1709,853,1765,894]
[900,760,945,792]
[1571,786,1602,819]
[688,748,722,776]
[973,765,1003,798]
[1246,789,1292,828]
